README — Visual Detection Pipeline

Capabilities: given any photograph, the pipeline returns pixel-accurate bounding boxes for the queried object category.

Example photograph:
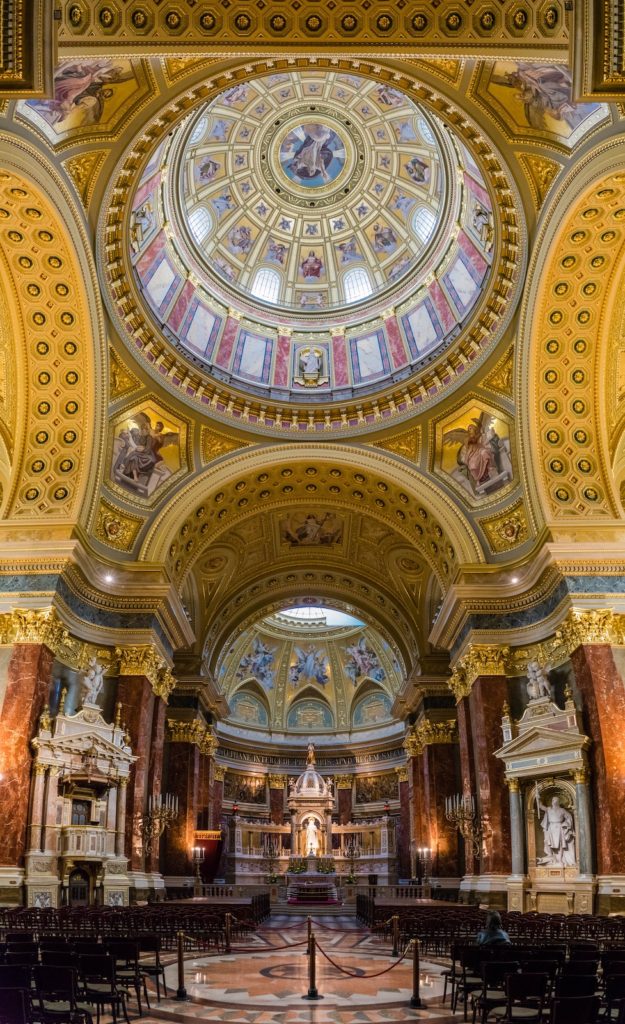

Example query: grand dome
[119,68,513,410]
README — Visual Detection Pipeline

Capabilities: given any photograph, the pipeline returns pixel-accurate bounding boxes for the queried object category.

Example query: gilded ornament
[95,499,143,551]
[573,767,590,784]
[505,777,520,792]
[407,718,457,755]
[372,427,420,462]
[109,348,141,400]
[483,345,514,398]
[479,500,529,552]
[267,774,285,789]
[116,645,175,702]
[449,644,510,701]
[519,154,561,208]
[213,765,226,782]
[62,151,106,207]
[167,717,217,754]
[201,426,250,464]
[395,766,409,783]
[336,774,355,789]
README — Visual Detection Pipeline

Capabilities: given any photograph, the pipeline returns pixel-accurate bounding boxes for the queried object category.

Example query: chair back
[505,970,549,1012]
[5,950,38,966]
[0,988,29,1024]
[554,974,597,999]
[79,952,114,983]
[41,949,72,967]
[550,995,600,1024]
[5,933,34,944]
[0,964,31,990]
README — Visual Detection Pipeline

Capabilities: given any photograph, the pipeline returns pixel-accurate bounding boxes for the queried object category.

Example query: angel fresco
[289,645,330,687]
[236,636,276,690]
[26,60,134,130]
[112,411,180,499]
[343,636,386,685]
[441,409,513,499]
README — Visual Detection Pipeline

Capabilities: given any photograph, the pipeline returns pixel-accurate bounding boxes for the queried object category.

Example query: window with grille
[343,267,372,303]
[413,206,436,243]
[189,206,212,243]
[251,267,281,303]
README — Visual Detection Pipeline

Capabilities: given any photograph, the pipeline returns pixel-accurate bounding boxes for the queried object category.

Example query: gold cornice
[449,644,510,702]
[0,607,110,672]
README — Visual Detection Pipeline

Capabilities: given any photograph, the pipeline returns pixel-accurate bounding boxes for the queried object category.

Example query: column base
[24,852,59,908]
[459,873,508,908]
[510,874,597,914]
[0,865,25,905]
[596,875,625,914]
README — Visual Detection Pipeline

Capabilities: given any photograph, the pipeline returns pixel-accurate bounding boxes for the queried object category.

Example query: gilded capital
[116,645,175,703]
[267,774,285,789]
[403,734,421,758]
[573,767,590,785]
[505,777,520,792]
[213,764,226,782]
[167,717,217,755]
[554,609,624,654]
[395,766,409,783]
[0,608,80,662]
[408,718,457,755]
[336,774,354,789]
[449,644,510,702]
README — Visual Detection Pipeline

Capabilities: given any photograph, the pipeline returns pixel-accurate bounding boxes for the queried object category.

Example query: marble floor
[119,914,460,1024]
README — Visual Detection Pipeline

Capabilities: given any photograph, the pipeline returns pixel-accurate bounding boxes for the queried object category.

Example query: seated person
[476,910,511,946]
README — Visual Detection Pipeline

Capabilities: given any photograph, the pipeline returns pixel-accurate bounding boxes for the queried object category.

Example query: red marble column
[397,774,411,878]
[468,676,511,875]
[457,697,478,876]
[117,675,155,871]
[421,743,460,878]
[571,644,625,875]
[196,754,212,830]
[164,741,199,876]
[0,644,54,870]
[211,770,224,829]
[269,783,285,825]
[146,697,166,874]
[337,782,353,824]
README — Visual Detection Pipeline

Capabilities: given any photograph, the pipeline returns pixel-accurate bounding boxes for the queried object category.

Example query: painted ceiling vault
[1,46,625,736]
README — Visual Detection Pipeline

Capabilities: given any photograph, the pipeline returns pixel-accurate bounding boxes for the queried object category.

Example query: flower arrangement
[288,857,307,874]
[316,858,336,874]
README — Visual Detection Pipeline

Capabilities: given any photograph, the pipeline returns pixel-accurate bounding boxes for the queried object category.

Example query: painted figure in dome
[301,251,324,278]
[404,156,430,184]
[288,124,334,181]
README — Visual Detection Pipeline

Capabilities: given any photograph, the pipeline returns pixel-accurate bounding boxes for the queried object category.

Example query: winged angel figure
[442,411,512,497]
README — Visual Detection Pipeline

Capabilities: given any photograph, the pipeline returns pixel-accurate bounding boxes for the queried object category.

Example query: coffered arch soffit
[519,140,625,524]
[0,139,106,527]
[140,443,485,593]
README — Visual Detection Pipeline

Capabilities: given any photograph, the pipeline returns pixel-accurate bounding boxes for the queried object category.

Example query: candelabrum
[416,845,432,883]
[344,836,362,882]
[445,793,483,856]
[141,793,179,855]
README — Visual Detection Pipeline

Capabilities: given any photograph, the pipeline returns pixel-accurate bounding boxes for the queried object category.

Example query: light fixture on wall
[445,793,483,856]
[140,793,179,854]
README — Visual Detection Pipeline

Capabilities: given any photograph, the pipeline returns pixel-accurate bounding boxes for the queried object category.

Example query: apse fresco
[477,62,608,147]
[21,59,149,141]
[229,690,269,727]
[109,401,184,501]
[437,402,514,503]
[352,691,393,727]
[286,698,334,730]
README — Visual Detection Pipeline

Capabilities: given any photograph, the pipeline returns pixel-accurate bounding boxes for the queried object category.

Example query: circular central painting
[278,122,346,188]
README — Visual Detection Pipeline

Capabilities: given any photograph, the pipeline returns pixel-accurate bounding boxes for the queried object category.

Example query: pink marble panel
[428,280,457,333]
[214,316,240,369]
[167,279,195,333]
[332,334,349,386]
[273,335,291,387]
[385,316,408,370]
[457,230,488,276]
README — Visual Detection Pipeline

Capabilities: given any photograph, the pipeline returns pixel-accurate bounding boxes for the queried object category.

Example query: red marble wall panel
[117,675,155,870]
[422,743,460,878]
[164,741,199,876]
[385,315,408,370]
[397,778,411,878]
[274,336,291,388]
[269,786,284,825]
[338,787,352,825]
[469,675,511,875]
[0,644,54,868]
[331,333,348,386]
[197,754,211,829]
[211,777,224,830]
[571,644,625,875]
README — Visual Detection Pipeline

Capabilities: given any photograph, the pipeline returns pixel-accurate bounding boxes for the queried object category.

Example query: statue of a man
[535,785,576,866]
[305,817,319,856]
[82,657,105,705]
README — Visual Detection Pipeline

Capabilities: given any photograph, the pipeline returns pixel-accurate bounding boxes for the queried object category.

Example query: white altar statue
[535,785,576,866]
[81,657,105,705]
[527,660,552,701]
[305,817,320,856]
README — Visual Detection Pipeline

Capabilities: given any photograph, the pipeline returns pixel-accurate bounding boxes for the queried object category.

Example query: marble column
[146,697,167,875]
[325,810,333,854]
[163,741,199,876]
[456,697,478,877]
[116,674,155,871]
[28,764,47,853]
[115,780,128,857]
[0,643,54,871]
[507,779,525,876]
[211,766,224,829]
[42,767,60,854]
[396,767,411,879]
[570,643,625,875]
[408,753,424,879]
[468,675,511,875]
[421,742,460,879]
[574,767,594,877]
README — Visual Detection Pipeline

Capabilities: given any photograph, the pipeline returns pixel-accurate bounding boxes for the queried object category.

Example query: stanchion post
[225,911,232,954]
[410,937,422,1008]
[391,914,399,957]
[176,930,188,1001]
[306,915,312,955]
[303,932,321,999]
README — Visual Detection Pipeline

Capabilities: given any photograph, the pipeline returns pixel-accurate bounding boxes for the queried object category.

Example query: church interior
[2,1,625,1021]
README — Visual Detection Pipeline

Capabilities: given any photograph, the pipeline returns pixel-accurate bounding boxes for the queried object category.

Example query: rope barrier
[315,939,412,979]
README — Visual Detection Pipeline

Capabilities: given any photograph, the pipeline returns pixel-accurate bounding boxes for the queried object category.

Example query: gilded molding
[449,644,510,701]
[395,766,409,783]
[116,644,175,702]
[479,500,530,553]
[405,718,457,755]
[336,774,355,789]
[213,765,226,782]
[94,498,144,552]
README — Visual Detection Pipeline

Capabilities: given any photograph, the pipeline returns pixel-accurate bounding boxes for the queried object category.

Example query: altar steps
[271,897,356,917]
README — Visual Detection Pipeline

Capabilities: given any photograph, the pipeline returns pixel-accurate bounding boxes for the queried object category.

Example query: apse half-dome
[126,69,502,405]
[216,604,403,747]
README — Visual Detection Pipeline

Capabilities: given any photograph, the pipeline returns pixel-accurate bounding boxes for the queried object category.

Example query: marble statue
[535,785,576,866]
[81,657,105,705]
[305,816,320,856]
[527,660,552,701]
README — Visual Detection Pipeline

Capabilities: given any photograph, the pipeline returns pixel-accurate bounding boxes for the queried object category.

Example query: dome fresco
[127,69,498,404]
[216,606,403,739]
